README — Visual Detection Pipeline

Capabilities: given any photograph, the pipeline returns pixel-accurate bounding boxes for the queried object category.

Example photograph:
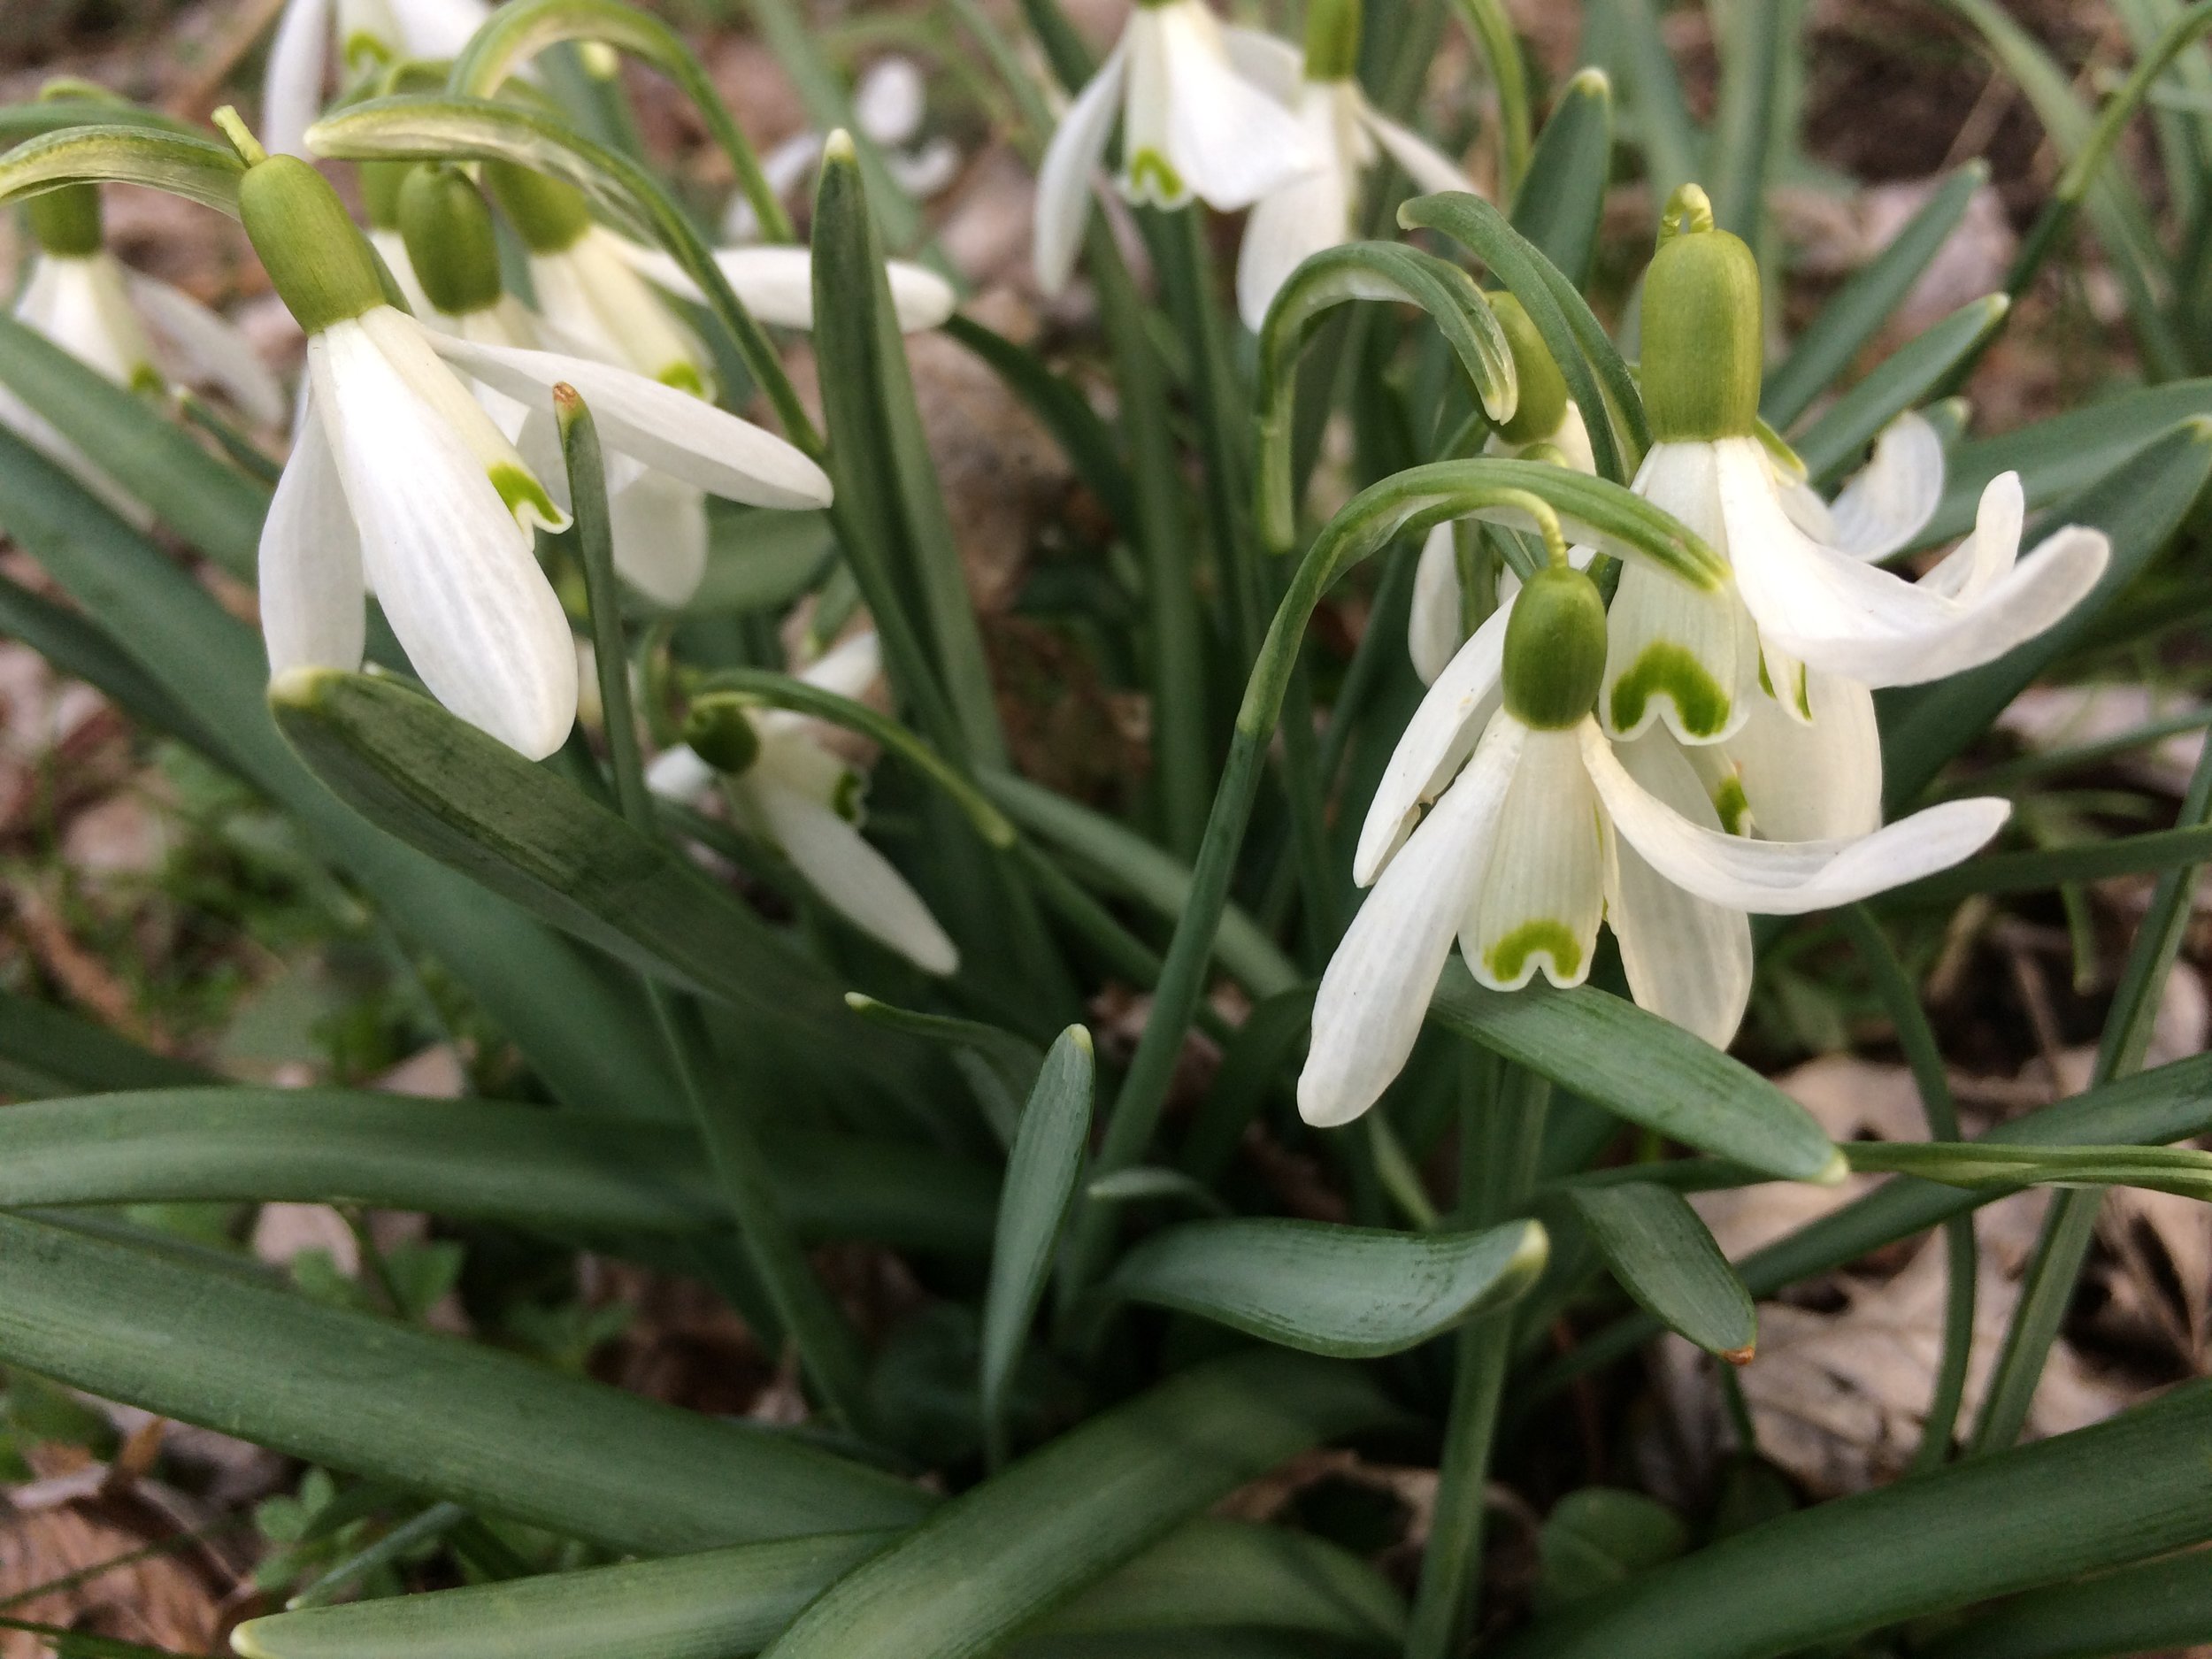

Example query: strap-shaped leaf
[0,1089,997,1252]
[1568,1183,1755,1360]
[1430,969,1842,1183]
[1916,1547,2212,1659]
[1886,822,2212,906]
[845,995,1043,1145]
[1254,242,1517,549]
[758,1351,1394,1659]
[1509,67,1615,290]
[1794,295,2010,483]
[0,121,244,215]
[0,1213,929,1551]
[0,100,200,143]
[0,992,210,1098]
[1847,1139,2212,1202]
[1108,1217,1548,1359]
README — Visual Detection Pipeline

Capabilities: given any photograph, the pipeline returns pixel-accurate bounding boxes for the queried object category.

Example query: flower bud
[1489,292,1569,447]
[683,698,762,776]
[25,183,102,257]
[484,160,593,255]
[240,155,388,336]
[1502,564,1607,730]
[1302,0,1362,81]
[1640,184,1761,443]
[399,165,503,318]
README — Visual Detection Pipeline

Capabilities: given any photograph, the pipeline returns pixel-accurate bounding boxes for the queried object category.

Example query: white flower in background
[264,0,493,159]
[1033,0,1319,295]
[1298,564,2012,1127]
[1,182,285,526]
[648,632,960,975]
[1234,0,1475,329]
[610,237,957,336]
[722,57,963,242]
[240,146,831,760]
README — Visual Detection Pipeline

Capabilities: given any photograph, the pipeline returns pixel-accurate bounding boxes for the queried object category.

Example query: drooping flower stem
[557,384,872,1432]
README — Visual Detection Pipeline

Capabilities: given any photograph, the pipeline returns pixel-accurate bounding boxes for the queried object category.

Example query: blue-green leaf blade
[1568,1183,1755,1358]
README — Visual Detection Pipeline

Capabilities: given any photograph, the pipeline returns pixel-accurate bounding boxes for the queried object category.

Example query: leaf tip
[823,127,858,167]
[1720,1342,1755,1367]
[1567,65,1611,100]
[1811,1145,1850,1187]
[228,1618,277,1659]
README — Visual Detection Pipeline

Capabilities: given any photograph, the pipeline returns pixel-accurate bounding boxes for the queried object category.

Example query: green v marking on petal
[490,463,563,532]
[657,362,708,397]
[1485,920,1584,987]
[1125,150,1187,205]
[1712,775,1750,836]
[1609,642,1731,739]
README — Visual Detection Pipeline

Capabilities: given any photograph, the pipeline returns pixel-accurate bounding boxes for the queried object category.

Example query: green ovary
[1484,920,1584,987]
[490,464,561,529]
[1125,150,1186,204]
[1609,642,1730,739]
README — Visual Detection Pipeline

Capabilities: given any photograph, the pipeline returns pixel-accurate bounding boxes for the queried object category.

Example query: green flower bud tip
[25,183,102,258]
[683,698,762,775]
[1302,0,1362,82]
[1502,564,1607,730]
[399,164,503,317]
[1488,292,1570,446]
[483,160,592,255]
[1640,184,1761,443]
[239,153,388,336]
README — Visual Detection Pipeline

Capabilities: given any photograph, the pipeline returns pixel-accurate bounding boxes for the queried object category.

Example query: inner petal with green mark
[1125,150,1187,204]
[490,463,562,533]
[1483,918,1585,987]
[1609,641,1732,740]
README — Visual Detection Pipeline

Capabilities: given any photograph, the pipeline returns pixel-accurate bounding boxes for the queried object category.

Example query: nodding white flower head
[235,135,830,760]
[648,632,960,975]
[264,0,493,158]
[723,57,963,242]
[1234,0,1476,328]
[1299,558,2013,1127]
[607,234,957,337]
[1033,0,1321,296]
[2,181,285,526]
[1601,185,2111,761]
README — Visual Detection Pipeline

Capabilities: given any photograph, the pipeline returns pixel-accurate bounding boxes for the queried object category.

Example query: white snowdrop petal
[1463,726,1605,991]
[856,57,928,145]
[25,256,157,388]
[1921,469,2024,602]
[1151,3,1317,211]
[608,471,709,606]
[263,0,334,160]
[799,629,882,699]
[1356,593,1513,886]
[259,398,365,675]
[1034,44,1129,294]
[368,228,439,322]
[1724,671,1882,842]
[424,332,834,510]
[749,778,960,974]
[1582,722,2011,915]
[1234,83,1356,330]
[889,137,963,199]
[1301,714,1525,1128]
[1219,24,1303,101]
[384,0,494,61]
[1407,522,1464,688]
[127,273,287,426]
[720,245,957,334]
[1358,103,1473,197]
[311,321,578,759]
[1824,411,1945,561]
[1602,729,1754,1049]
[647,743,717,802]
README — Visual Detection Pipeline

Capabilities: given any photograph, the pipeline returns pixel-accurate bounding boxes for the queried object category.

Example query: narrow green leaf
[941,314,1136,536]
[1429,970,1843,1182]
[1847,1139,2212,1202]
[1883,419,2212,810]
[1705,0,1793,242]
[1455,0,1532,192]
[0,991,210,1098]
[0,100,200,142]
[1764,163,1989,429]
[0,313,268,577]
[1086,1167,1232,1217]
[0,568,222,756]
[0,1213,928,1550]
[1494,1383,2212,1659]
[981,1027,1095,1459]
[1582,0,1700,207]
[0,121,244,215]
[1509,68,1615,289]
[1568,1184,1755,1359]
[845,994,1043,1143]
[1793,295,2011,482]
[743,0,921,248]
[1886,823,2212,906]
[1108,1217,1548,1359]
[759,1351,1394,1659]
[673,509,834,617]
[1919,1548,2212,1659]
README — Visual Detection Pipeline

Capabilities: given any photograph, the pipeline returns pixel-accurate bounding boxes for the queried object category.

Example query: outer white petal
[1408,522,1464,687]
[1300,713,1525,1127]
[1463,726,1605,991]
[529,231,710,389]
[424,332,833,510]
[1146,2,1318,211]
[263,0,334,159]
[1235,83,1357,330]
[1921,468,2022,602]
[1601,728,1754,1049]
[1356,593,1513,885]
[856,57,927,145]
[23,256,157,388]
[887,137,962,200]
[1219,24,1303,102]
[798,629,882,699]
[385,0,493,60]
[721,246,955,333]
[647,742,717,803]
[1823,411,1945,561]
[1719,440,2110,686]
[748,777,959,974]
[608,471,709,606]
[127,273,286,426]
[1724,671,1881,842]
[311,320,577,759]
[1033,43,1129,294]
[1356,100,1474,196]
[1581,722,2010,915]
[259,396,365,674]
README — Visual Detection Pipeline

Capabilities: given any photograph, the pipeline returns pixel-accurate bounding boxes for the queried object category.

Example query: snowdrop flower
[608,235,957,336]
[722,57,963,242]
[1601,186,2108,759]
[649,633,959,975]
[1033,0,1319,295]
[1234,0,1476,328]
[229,122,830,760]
[1298,557,2013,1127]
[2,182,285,525]
[357,158,437,319]
[264,0,492,159]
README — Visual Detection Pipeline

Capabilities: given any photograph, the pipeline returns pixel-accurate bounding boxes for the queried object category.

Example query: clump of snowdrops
[0,1,2211,1655]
